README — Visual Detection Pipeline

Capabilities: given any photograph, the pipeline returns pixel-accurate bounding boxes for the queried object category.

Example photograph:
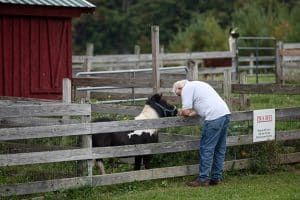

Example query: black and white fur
[92,93,177,174]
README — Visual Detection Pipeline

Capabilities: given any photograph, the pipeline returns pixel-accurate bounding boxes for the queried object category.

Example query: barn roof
[0,0,95,17]
[0,0,95,8]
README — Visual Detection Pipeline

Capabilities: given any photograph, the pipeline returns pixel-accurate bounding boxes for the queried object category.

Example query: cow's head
[146,93,178,117]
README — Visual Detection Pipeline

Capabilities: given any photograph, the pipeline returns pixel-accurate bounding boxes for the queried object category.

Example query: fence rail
[0,103,300,196]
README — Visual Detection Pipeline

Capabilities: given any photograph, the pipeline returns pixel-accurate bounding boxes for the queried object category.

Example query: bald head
[172,80,187,96]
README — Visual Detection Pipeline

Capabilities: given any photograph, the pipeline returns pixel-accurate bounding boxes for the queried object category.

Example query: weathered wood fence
[72,41,300,105]
[0,101,299,196]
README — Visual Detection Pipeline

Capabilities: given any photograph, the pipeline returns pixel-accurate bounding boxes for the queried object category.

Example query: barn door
[30,17,71,96]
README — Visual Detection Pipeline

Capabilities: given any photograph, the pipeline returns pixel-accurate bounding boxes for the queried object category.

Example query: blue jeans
[199,114,230,182]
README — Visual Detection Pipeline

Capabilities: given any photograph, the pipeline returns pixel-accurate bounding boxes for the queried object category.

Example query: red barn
[0,0,95,99]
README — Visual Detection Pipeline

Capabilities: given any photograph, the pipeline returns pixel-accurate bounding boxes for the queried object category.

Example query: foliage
[232,0,300,42]
[168,15,228,52]
[72,0,300,54]
[249,142,282,174]
[73,0,204,54]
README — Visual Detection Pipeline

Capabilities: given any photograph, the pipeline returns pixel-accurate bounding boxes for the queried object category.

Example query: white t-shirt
[181,81,230,120]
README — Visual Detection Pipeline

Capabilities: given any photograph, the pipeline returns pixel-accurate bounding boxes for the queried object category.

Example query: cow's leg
[134,156,142,170]
[95,159,106,174]
[143,155,153,169]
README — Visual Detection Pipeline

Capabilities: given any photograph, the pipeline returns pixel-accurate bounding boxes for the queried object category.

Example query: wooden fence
[72,41,300,107]
[72,42,300,81]
[277,42,300,83]
[71,63,231,104]
[0,101,299,196]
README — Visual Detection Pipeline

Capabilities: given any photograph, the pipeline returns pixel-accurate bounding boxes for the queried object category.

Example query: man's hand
[178,109,198,117]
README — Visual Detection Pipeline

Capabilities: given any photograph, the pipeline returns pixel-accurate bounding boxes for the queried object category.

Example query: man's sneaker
[186,179,210,187]
[209,179,222,186]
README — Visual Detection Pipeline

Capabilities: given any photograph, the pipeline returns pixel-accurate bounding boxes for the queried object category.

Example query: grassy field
[8,169,299,200]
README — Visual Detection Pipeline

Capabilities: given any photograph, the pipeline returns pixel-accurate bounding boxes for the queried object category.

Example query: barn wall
[0,15,72,100]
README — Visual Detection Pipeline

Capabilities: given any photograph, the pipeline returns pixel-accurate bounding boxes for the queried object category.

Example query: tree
[168,15,228,52]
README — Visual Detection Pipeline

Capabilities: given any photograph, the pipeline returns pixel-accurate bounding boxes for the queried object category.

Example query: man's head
[172,80,187,96]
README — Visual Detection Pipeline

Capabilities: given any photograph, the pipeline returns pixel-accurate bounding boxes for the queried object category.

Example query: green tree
[73,0,212,54]
[168,15,228,52]
[72,0,300,54]
[73,0,138,54]
[286,2,300,42]
[231,0,300,42]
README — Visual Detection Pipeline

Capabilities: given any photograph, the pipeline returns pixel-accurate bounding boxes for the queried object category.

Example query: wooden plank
[72,77,152,88]
[162,51,233,61]
[1,107,300,140]
[282,62,300,69]
[90,92,151,103]
[82,73,185,80]
[280,49,300,56]
[283,43,300,49]
[91,104,142,116]
[276,107,300,119]
[0,123,91,140]
[0,141,78,153]
[0,104,91,118]
[1,131,299,166]
[1,152,299,197]
[90,92,181,105]
[90,117,200,135]
[0,176,92,197]
[0,96,60,103]
[231,84,300,95]
[72,51,233,64]
[0,117,80,128]
[199,67,232,74]
[0,117,199,140]
[72,74,185,91]
[0,148,91,166]
[283,56,300,62]
[231,108,300,122]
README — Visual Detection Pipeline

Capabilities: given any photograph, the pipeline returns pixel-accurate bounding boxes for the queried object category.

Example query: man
[173,80,230,187]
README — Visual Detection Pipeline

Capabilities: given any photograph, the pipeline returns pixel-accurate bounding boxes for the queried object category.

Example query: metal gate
[236,37,277,83]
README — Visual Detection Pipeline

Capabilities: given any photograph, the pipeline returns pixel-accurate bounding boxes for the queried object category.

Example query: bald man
[173,80,231,187]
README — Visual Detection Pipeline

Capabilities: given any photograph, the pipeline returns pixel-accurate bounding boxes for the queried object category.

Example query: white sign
[253,109,275,142]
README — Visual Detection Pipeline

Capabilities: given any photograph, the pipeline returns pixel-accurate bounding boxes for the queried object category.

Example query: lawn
[7,169,299,200]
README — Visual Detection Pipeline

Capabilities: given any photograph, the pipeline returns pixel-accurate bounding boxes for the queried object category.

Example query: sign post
[253,109,275,142]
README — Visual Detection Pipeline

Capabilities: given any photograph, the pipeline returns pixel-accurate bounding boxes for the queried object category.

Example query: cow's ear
[151,93,161,101]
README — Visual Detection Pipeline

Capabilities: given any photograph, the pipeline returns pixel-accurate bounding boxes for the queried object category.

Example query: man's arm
[178,108,198,117]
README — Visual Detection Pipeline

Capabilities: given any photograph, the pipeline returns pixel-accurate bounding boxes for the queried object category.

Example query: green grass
[249,94,300,109]
[8,170,299,200]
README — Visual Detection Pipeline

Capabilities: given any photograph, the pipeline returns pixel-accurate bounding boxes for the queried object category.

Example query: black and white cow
[92,93,177,174]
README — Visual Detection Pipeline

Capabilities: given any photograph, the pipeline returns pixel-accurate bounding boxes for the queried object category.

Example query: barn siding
[0,15,72,99]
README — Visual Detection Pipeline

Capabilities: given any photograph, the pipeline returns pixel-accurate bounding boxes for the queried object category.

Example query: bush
[249,141,282,174]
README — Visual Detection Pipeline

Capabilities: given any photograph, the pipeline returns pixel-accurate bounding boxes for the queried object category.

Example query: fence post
[134,45,141,69]
[276,41,283,84]
[80,98,93,177]
[151,25,160,93]
[223,68,232,106]
[63,78,72,104]
[249,53,254,74]
[62,78,72,144]
[84,43,94,101]
[230,37,239,83]
[187,60,198,81]
[239,72,248,110]
[160,45,164,68]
